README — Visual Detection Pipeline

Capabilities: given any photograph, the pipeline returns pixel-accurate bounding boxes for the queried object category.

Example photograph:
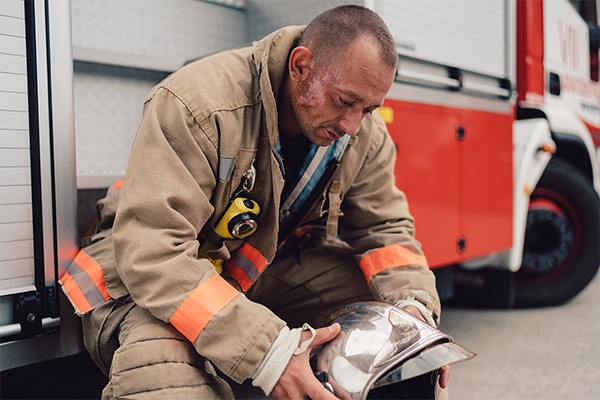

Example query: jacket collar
[252,26,304,145]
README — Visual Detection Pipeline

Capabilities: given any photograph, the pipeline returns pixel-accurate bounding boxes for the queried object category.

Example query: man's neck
[276,71,302,142]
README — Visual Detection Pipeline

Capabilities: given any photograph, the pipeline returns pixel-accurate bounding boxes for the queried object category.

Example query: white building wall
[247,0,360,42]
[71,0,247,188]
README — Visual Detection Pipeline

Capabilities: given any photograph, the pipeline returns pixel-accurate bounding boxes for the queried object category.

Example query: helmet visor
[372,341,476,389]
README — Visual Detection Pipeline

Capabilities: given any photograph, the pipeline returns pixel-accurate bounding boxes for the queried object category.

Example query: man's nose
[338,110,363,137]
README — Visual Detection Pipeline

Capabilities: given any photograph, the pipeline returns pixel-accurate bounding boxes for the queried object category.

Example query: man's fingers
[402,305,426,323]
[439,365,450,389]
[304,374,338,400]
[310,323,341,347]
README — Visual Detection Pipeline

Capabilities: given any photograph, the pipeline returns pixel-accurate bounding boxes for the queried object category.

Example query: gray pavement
[439,273,600,400]
[233,274,600,400]
[234,272,600,399]
[4,274,598,399]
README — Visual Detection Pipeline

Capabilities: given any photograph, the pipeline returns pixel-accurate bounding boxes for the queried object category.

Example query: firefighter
[60,5,447,399]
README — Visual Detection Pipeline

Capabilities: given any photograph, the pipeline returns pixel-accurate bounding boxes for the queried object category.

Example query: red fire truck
[380,0,599,306]
[0,0,598,378]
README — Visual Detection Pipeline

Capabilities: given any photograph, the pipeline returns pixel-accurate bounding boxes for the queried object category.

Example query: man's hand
[271,323,341,400]
[402,305,450,389]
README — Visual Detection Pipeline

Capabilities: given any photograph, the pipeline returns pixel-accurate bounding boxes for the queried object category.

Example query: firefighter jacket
[60,26,441,384]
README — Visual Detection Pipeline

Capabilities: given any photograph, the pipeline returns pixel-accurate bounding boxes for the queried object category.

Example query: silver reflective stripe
[67,261,106,307]
[218,155,237,182]
[231,251,259,281]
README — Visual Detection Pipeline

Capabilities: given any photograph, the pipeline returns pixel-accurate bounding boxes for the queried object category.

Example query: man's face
[290,37,396,146]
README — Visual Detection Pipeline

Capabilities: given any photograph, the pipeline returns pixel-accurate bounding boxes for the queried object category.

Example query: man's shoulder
[150,46,262,121]
[356,111,392,149]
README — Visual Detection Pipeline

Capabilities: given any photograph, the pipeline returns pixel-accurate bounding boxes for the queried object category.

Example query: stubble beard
[293,72,338,146]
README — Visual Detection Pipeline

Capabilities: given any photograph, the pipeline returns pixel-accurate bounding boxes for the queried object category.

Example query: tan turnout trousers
[83,238,373,399]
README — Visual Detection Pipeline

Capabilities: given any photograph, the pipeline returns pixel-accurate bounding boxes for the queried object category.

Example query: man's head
[299,5,398,72]
[280,5,397,146]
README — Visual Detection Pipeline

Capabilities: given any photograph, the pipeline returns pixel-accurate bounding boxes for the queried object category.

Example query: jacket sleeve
[339,115,441,325]
[112,87,285,382]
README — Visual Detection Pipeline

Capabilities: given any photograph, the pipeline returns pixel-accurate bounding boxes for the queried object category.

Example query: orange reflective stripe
[239,243,267,274]
[73,250,110,300]
[226,264,254,292]
[112,179,123,188]
[223,243,267,292]
[59,249,110,314]
[170,274,239,342]
[359,244,429,284]
[59,271,94,314]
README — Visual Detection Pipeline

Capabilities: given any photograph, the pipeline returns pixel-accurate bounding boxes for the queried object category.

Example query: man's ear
[288,46,314,82]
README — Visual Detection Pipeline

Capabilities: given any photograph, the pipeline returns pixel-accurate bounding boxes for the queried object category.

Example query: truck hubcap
[521,190,579,278]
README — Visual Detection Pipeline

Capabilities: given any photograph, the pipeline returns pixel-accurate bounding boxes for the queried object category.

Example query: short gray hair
[300,5,398,70]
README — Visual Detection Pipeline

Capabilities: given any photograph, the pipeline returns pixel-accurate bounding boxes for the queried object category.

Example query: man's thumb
[312,323,341,346]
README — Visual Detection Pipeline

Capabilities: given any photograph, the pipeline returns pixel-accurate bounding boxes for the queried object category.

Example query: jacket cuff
[192,294,286,383]
[395,299,436,327]
[251,324,315,395]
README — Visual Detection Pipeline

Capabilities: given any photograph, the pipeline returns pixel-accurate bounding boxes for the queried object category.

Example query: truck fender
[509,118,555,271]
[540,104,600,194]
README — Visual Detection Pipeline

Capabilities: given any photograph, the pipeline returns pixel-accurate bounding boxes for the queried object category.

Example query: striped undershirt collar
[277,135,351,227]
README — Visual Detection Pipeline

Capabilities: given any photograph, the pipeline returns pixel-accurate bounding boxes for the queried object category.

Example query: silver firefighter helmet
[312,302,475,400]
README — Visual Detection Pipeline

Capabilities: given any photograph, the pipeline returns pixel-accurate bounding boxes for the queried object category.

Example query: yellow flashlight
[214,197,260,240]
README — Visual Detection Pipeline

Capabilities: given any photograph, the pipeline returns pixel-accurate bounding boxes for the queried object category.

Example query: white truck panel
[0,0,35,295]
[0,72,27,93]
[0,148,29,167]
[543,0,600,133]
[0,0,23,17]
[0,259,34,285]
[0,92,28,112]
[544,0,590,79]
[0,204,32,224]
[1,0,82,371]
[0,53,27,75]
[0,222,32,243]
[0,167,30,186]
[376,0,507,78]
[0,130,29,149]
[0,186,31,204]
[0,110,28,130]
[0,14,25,37]
[0,34,26,56]
[0,239,33,262]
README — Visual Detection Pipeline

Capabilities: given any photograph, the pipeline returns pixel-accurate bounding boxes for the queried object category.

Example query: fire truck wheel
[515,158,600,307]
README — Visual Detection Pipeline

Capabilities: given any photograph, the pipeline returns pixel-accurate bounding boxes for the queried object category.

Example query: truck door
[379,0,514,267]
[0,0,81,371]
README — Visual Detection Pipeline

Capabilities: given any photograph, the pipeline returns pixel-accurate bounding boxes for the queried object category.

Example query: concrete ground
[2,274,598,399]
[232,273,600,400]
[439,273,600,400]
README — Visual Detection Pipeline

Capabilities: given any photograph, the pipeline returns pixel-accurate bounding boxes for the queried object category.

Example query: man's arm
[339,115,441,325]
[270,324,341,400]
[112,86,285,382]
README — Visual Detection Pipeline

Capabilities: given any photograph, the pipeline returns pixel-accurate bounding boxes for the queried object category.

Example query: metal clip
[241,160,256,193]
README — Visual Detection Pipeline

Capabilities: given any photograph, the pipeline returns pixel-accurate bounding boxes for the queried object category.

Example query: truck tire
[515,157,600,306]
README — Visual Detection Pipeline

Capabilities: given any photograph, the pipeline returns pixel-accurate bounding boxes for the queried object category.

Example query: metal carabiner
[241,159,256,193]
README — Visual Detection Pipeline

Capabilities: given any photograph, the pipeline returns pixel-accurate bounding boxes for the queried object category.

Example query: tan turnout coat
[60,26,440,384]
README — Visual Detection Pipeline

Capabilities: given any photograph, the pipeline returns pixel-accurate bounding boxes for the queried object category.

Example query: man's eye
[340,98,353,107]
